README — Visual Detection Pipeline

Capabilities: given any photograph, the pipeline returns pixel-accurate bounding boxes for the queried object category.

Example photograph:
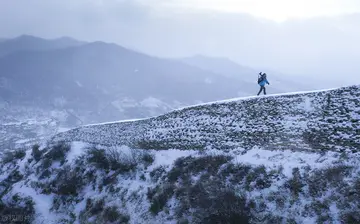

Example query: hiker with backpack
[257,72,270,95]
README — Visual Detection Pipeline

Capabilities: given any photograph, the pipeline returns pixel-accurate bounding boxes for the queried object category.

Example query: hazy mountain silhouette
[0,36,268,123]
[0,35,85,57]
[180,55,255,81]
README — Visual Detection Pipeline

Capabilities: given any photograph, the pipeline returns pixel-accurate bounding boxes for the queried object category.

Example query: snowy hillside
[54,85,360,152]
[1,86,360,224]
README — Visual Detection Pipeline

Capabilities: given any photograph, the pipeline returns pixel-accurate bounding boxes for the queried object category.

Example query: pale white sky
[154,0,360,21]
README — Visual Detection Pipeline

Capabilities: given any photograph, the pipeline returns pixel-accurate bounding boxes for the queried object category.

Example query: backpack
[258,73,267,84]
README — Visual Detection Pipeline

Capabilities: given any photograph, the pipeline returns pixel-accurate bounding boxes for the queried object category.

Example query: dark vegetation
[0,194,35,224]
[1,149,26,164]
[146,154,360,224]
[147,155,254,223]
[79,198,130,224]
[1,138,360,223]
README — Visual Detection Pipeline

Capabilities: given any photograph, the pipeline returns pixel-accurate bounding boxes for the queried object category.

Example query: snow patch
[298,96,314,112]
[15,139,31,144]
[11,182,57,223]
[83,118,148,127]
[57,127,71,133]
[231,147,339,177]
[68,141,88,163]
[150,149,198,169]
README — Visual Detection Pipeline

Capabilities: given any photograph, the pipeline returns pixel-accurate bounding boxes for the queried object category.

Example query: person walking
[257,72,270,95]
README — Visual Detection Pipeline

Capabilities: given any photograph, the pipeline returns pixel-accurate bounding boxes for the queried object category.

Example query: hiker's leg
[257,87,262,95]
[260,86,265,95]
[263,86,266,95]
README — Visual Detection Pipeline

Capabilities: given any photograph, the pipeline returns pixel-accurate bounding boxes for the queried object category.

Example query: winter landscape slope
[54,85,360,152]
[1,86,360,224]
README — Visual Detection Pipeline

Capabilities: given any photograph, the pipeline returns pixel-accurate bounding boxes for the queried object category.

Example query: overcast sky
[0,0,359,83]
[152,0,360,21]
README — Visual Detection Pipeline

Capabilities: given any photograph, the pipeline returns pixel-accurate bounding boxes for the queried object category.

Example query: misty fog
[0,0,359,88]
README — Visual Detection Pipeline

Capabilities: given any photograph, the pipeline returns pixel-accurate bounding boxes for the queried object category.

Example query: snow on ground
[54,85,360,154]
[3,139,359,224]
[172,86,340,113]
[15,139,32,144]
[2,85,359,224]
[228,147,339,177]
[83,118,148,127]
[150,149,198,169]
[70,87,331,129]
[63,142,352,181]
[57,127,71,133]
[67,141,88,163]
[11,179,57,223]
[66,141,199,170]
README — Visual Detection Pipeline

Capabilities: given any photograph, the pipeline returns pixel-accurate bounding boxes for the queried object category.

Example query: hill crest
[53,85,360,152]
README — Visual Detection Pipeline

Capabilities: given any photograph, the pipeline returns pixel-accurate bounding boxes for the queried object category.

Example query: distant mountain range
[0,35,314,127]
[0,35,85,57]
[180,55,256,81]
[179,55,315,92]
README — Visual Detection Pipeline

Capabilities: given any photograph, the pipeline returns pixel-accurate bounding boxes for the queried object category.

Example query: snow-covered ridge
[53,85,360,152]
[172,86,339,112]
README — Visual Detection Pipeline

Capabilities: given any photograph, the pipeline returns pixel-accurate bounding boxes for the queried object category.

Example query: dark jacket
[259,76,270,86]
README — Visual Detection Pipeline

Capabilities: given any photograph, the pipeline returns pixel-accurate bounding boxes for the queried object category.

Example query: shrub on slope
[1,141,360,223]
